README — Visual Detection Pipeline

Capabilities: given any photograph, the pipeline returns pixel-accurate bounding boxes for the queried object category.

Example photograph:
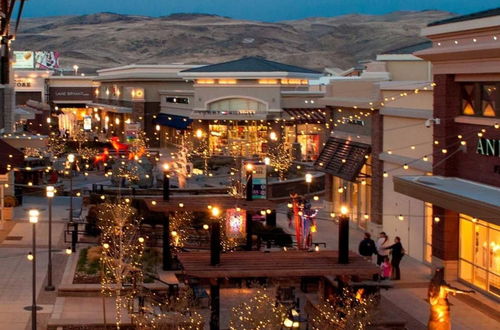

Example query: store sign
[242,160,267,199]
[476,138,500,157]
[226,208,246,238]
[13,51,35,69]
[15,79,32,88]
[49,87,93,101]
[342,118,365,126]
[34,51,60,69]
[83,115,92,131]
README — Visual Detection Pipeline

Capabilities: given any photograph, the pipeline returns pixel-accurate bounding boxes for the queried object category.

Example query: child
[380,256,392,280]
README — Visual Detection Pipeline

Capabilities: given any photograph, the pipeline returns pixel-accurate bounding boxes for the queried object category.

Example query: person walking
[358,232,377,258]
[384,236,405,280]
[376,232,390,265]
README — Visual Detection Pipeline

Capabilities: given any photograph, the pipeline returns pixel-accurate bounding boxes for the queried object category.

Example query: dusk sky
[21,0,499,21]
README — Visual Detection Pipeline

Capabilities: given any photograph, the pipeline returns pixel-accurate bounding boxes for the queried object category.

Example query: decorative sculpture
[428,267,474,330]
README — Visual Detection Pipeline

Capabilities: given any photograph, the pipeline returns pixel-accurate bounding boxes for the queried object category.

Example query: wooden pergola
[178,250,378,330]
[178,250,377,278]
[144,195,278,213]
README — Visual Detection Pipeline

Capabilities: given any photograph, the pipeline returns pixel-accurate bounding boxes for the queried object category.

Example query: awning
[155,113,193,130]
[394,175,500,225]
[0,140,24,174]
[15,107,37,120]
[314,137,371,181]
[283,108,326,123]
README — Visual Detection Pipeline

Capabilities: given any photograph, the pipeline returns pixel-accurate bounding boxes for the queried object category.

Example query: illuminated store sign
[476,138,500,157]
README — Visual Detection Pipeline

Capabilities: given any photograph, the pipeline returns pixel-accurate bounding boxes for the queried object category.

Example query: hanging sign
[83,115,92,131]
[226,208,247,238]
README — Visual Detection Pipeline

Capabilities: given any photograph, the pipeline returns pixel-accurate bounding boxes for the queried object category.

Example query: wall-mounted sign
[476,138,500,157]
[83,115,92,131]
[342,118,365,126]
[49,87,93,101]
[13,51,35,69]
[242,160,267,199]
[15,78,32,88]
[226,208,247,238]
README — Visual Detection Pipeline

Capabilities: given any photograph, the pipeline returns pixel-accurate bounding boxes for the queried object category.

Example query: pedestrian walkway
[276,204,500,330]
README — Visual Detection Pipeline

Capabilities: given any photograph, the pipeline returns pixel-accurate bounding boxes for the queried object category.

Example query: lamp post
[245,163,253,201]
[338,206,349,264]
[162,212,173,271]
[73,64,79,76]
[28,209,39,330]
[162,163,170,201]
[45,186,55,291]
[305,173,312,195]
[67,154,77,252]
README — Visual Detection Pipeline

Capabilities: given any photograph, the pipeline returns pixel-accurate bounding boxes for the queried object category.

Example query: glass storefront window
[461,82,499,118]
[459,214,500,297]
[284,124,322,161]
[424,203,433,264]
[208,123,267,157]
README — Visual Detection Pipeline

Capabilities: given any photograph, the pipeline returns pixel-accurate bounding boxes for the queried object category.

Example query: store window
[424,203,433,264]
[459,214,500,297]
[284,124,322,161]
[461,82,499,118]
[208,123,267,157]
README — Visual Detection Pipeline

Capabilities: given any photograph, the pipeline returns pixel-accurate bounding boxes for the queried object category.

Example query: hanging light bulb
[398,214,404,221]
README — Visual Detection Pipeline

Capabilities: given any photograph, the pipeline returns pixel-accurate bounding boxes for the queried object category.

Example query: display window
[208,123,267,157]
[459,214,500,297]
[284,124,322,161]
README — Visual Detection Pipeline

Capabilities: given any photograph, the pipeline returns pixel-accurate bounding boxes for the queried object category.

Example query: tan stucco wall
[98,81,192,102]
[192,85,282,110]
[386,61,432,81]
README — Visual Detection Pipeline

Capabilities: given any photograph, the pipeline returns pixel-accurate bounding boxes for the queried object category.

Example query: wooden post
[210,220,221,266]
[245,170,253,201]
[210,278,220,330]
[162,213,173,270]
[338,214,349,264]
[245,210,252,251]
[265,210,276,227]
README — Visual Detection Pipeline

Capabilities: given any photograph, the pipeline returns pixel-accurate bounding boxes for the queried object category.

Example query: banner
[13,51,34,69]
[226,208,246,238]
[34,51,60,69]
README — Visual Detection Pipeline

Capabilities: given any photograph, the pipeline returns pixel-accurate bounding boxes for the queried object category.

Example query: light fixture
[383,171,388,178]
[330,212,336,218]
[434,217,440,223]
[29,209,39,224]
[398,214,404,221]
[403,164,409,170]
[203,224,209,230]
[264,157,271,165]
[211,207,220,217]
[46,185,55,198]
[305,173,312,183]
[313,196,319,201]
[103,243,110,249]
[340,206,348,215]
[287,203,293,208]
[27,252,34,261]
[67,154,75,163]
[65,247,72,255]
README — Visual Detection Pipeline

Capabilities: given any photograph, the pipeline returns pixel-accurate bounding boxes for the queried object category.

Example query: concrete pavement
[276,204,500,330]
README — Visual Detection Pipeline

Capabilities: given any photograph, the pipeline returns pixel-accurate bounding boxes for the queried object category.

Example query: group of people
[358,232,405,281]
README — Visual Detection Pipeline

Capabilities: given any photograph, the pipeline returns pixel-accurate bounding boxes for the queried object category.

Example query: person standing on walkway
[384,236,404,280]
[376,232,390,265]
[380,256,392,280]
[358,232,377,259]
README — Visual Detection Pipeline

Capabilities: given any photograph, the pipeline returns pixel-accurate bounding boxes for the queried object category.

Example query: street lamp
[245,163,253,201]
[305,173,313,195]
[45,186,55,291]
[73,64,79,75]
[28,209,39,330]
[67,154,77,252]
[338,206,349,264]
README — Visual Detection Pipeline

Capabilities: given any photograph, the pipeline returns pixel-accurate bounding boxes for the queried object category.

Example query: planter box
[2,207,13,221]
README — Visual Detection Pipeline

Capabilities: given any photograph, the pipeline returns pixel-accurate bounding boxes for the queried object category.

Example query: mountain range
[13,11,454,72]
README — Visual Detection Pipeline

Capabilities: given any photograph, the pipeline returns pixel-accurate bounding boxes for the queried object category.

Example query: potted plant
[3,195,17,221]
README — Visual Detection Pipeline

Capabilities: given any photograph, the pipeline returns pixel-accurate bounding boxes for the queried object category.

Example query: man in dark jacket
[358,232,377,258]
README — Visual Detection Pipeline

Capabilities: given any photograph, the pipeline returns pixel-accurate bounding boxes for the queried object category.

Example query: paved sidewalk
[276,204,500,329]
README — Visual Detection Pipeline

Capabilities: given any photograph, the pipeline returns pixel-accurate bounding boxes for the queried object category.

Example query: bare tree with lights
[172,136,192,188]
[229,289,287,330]
[309,288,377,330]
[268,137,293,181]
[98,201,145,329]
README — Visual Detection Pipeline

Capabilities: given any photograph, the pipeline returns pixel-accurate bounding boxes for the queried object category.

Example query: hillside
[13,11,454,72]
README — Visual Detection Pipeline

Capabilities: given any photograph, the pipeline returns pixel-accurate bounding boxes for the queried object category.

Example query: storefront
[392,9,500,294]
[207,122,268,156]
